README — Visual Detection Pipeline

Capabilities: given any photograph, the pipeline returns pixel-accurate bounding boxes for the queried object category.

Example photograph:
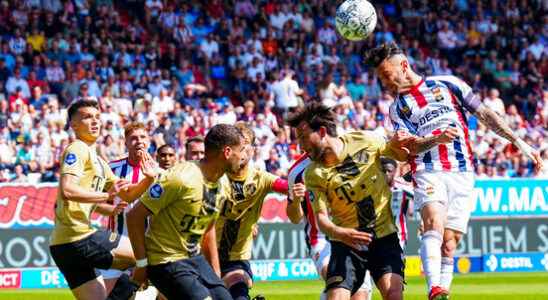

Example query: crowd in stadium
[0,0,547,183]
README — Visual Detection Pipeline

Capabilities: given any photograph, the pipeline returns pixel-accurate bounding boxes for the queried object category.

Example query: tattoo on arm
[413,135,441,154]
[474,103,517,143]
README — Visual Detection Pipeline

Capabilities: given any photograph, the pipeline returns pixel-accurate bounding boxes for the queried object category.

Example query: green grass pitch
[1,272,548,299]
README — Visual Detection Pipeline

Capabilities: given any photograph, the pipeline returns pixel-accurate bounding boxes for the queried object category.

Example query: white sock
[420,230,443,292]
[440,257,454,290]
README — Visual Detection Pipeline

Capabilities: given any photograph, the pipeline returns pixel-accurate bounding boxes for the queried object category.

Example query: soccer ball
[335,0,377,41]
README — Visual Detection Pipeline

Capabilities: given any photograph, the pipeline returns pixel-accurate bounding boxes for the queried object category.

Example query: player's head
[124,122,149,157]
[286,102,337,162]
[381,157,398,185]
[364,42,413,95]
[157,143,177,170]
[67,100,101,143]
[204,124,246,173]
[185,135,205,161]
[234,121,255,170]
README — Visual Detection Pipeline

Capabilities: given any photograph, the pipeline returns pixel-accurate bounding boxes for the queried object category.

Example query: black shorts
[148,255,231,300]
[221,260,253,281]
[326,233,404,295]
[49,229,121,289]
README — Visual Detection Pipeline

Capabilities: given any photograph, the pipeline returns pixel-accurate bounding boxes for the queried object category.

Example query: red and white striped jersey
[108,157,146,236]
[287,154,326,250]
[389,75,476,174]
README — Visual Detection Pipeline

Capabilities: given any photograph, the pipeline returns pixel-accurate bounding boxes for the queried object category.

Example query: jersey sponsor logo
[244,183,257,197]
[432,87,444,101]
[418,105,453,126]
[149,183,163,199]
[64,153,77,166]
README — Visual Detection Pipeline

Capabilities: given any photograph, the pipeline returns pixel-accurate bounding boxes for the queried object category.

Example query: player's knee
[382,286,403,300]
[228,281,250,300]
[223,271,252,288]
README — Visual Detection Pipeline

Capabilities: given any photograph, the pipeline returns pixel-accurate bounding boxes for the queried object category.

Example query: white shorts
[311,240,372,292]
[414,171,475,233]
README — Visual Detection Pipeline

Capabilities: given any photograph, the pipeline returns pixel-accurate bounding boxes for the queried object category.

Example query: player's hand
[112,201,128,216]
[334,227,373,250]
[435,127,459,144]
[107,180,131,202]
[132,266,149,290]
[291,183,306,202]
[139,151,159,179]
[515,139,544,172]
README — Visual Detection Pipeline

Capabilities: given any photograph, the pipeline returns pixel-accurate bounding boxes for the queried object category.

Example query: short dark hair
[204,124,242,154]
[157,143,175,154]
[285,102,338,137]
[67,100,99,125]
[380,157,397,169]
[186,135,204,150]
[364,42,404,68]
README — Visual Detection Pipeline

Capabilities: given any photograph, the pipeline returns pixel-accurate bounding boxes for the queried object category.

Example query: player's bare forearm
[316,210,341,240]
[127,202,149,261]
[95,203,116,216]
[60,174,109,203]
[202,221,221,276]
[119,177,155,203]
[286,199,304,224]
[474,103,517,143]
[407,135,440,155]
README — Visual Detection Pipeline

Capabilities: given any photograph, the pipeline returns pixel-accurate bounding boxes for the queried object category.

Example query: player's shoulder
[62,140,90,161]
[342,130,384,148]
[163,161,199,185]
[427,75,469,88]
[303,161,325,185]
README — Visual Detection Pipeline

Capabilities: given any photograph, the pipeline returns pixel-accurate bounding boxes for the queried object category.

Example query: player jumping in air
[365,43,543,300]
[216,122,289,300]
[49,100,157,300]
[127,124,247,300]
[286,103,411,300]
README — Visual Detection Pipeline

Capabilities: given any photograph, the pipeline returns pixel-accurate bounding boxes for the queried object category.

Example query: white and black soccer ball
[335,0,377,41]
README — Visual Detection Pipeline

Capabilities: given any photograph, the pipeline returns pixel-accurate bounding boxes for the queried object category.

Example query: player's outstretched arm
[202,220,221,277]
[60,174,130,203]
[286,183,306,224]
[474,103,543,171]
[127,202,152,288]
[316,210,372,250]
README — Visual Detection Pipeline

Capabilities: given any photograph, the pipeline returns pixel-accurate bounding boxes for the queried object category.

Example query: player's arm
[127,201,151,287]
[473,103,543,171]
[95,202,128,216]
[286,182,305,224]
[316,209,372,250]
[60,173,129,203]
[201,220,221,277]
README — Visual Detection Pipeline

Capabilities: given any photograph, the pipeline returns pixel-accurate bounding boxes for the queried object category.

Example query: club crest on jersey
[65,153,77,165]
[149,183,163,199]
[432,87,444,101]
[244,183,257,196]
[425,185,435,196]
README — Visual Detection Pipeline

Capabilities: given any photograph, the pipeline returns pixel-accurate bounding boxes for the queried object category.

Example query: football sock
[420,230,443,292]
[440,256,454,290]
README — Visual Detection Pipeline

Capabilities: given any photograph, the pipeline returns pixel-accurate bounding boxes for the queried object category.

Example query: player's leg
[222,261,253,300]
[72,277,107,300]
[415,171,448,296]
[110,235,135,270]
[440,172,474,291]
[351,271,372,300]
[325,241,367,300]
[368,233,404,300]
[100,269,122,294]
[147,259,213,300]
[311,241,332,300]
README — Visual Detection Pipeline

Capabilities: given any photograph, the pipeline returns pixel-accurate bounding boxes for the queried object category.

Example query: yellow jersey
[215,166,278,262]
[50,140,117,245]
[305,131,401,240]
[140,162,228,265]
